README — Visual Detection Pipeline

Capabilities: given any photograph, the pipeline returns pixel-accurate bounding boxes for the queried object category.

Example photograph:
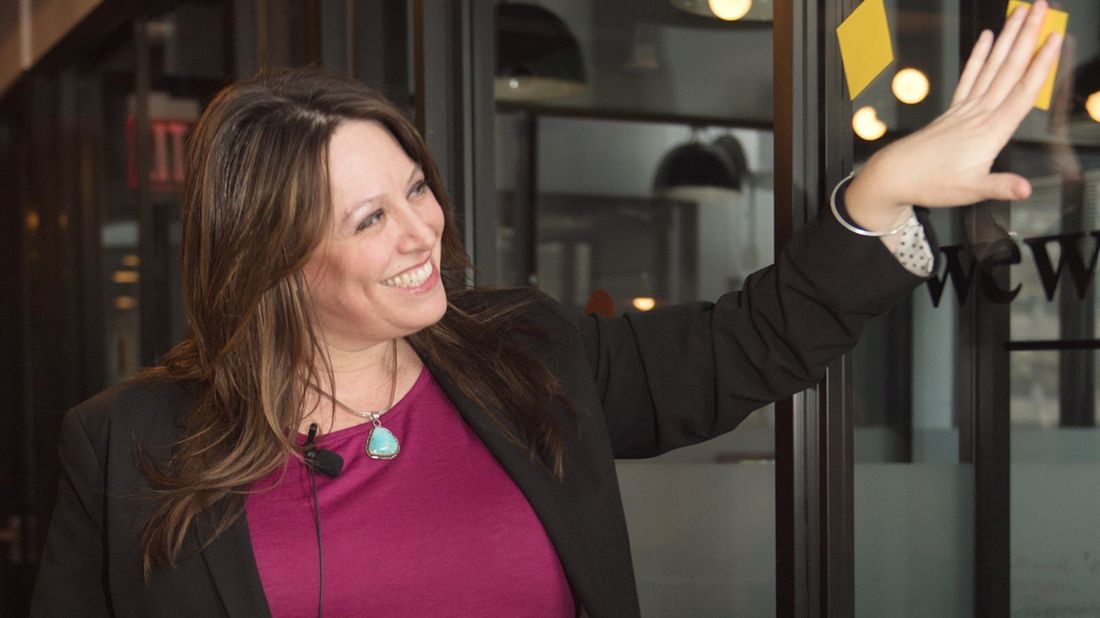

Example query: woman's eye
[356,210,384,233]
[409,180,428,198]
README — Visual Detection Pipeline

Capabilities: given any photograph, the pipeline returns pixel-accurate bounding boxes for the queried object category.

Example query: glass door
[489,1,779,614]
[1002,1,1100,612]
[832,0,1100,614]
[842,1,976,614]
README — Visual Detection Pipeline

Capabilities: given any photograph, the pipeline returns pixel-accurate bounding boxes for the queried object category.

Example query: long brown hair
[141,67,571,575]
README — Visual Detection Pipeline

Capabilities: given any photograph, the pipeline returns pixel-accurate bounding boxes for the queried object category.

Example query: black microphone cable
[305,423,326,618]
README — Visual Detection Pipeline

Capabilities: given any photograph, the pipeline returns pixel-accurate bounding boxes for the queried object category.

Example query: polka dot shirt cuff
[891,214,934,277]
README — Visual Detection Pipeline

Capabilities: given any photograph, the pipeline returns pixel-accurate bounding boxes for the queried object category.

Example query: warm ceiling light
[892,68,929,104]
[669,0,772,22]
[852,106,887,141]
[632,297,657,312]
[114,296,138,310]
[121,254,141,267]
[708,0,752,21]
[1087,91,1100,123]
[113,270,140,284]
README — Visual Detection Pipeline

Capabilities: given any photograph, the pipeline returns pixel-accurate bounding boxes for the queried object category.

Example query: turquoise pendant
[367,424,400,459]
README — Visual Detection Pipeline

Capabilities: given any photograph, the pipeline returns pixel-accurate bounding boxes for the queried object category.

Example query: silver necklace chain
[309,339,399,421]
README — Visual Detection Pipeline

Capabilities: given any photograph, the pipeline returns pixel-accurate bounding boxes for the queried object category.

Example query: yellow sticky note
[1006,1,1067,110]
[836,0,894,100]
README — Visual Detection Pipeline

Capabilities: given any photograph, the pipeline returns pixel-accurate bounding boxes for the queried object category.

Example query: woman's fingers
[1001,31,1064,122]
[850,1,1065,212]
[983,1,1054,109]
[965,2,1033,102]
[981,172,1032,202]
[951,30,994,105]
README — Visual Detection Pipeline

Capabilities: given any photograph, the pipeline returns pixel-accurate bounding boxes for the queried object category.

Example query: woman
[31,3,1061,616]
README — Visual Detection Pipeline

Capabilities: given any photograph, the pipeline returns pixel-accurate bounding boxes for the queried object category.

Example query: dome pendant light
[653,132,748,203]
[495,3,588,102]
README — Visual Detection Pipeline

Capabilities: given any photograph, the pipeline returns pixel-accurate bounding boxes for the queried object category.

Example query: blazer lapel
[199,506,272,617]
[156,382,271,617]
[424,359,608,615]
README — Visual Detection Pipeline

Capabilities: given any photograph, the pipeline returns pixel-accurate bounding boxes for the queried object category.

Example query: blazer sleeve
[31,410,112,617]
[576,206,932,458]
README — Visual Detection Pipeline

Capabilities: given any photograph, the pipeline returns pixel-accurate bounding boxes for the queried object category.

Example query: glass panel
[90,3,229,384]
[850,0,1100,613]
[494,1,775,614]
[95,35,142,384]
[495,1,772,123]
[1006,1,1100,610]
[145,2,230,353]
[847,1,975,615]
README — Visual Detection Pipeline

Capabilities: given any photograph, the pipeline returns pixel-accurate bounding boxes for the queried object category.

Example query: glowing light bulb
[852,106,887,141]
[1087,91,1100,123]
[892,68,929,104]
[708,0,752,21]
[113,270,140,284]
[632,297,657,312]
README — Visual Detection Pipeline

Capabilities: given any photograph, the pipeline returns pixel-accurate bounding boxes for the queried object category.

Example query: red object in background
[126,115,194,193]
[585,289,617,317]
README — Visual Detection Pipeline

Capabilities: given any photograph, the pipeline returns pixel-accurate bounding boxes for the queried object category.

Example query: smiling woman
[304,121,447,355]
[29,68,580,617]
[28,4,1065,615]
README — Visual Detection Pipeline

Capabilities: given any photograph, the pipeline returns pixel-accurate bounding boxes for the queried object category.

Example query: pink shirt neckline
[246,366,575,617]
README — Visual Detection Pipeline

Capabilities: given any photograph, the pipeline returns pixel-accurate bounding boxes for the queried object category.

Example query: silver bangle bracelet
[829,171,911,237]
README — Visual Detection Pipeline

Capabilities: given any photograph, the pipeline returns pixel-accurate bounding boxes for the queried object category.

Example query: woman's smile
[382,258,438,291]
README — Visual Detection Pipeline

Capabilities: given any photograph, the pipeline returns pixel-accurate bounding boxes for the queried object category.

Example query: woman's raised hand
[845,0,1064,233]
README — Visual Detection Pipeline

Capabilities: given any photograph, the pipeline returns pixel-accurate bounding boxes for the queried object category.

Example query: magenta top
[244,367,575,617]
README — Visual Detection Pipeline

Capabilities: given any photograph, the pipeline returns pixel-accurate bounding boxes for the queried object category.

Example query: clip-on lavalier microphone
[303,422,344,618]
[304,423,344,478]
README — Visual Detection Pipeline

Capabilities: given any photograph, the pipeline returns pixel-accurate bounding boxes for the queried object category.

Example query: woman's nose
[395,202,437,251]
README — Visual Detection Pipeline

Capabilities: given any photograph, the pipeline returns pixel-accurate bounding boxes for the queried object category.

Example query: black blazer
[30,209,927,617]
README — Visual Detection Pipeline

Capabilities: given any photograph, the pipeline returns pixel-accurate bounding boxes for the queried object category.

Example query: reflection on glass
[494,1,775,612]
[669,0,773,23]
[97,3,224,384]
[706,0,753,22]
[498,115,777,612]
[103,219,141,383]
[892,67,929,105]
[1004,2,1100,613]
[495,0,774,122]
[852,0,1100,614]
[1087,92,1100,123]
[495,3,589,103]
[850,1,975,615]
[852,106,887,141]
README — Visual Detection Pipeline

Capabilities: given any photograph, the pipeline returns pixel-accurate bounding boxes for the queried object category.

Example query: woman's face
[303,120,447,348]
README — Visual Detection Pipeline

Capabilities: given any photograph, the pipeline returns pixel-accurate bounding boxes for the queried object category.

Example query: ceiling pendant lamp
[495,3,588,102]
[653,133,748,203]
[668,0,773,23]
